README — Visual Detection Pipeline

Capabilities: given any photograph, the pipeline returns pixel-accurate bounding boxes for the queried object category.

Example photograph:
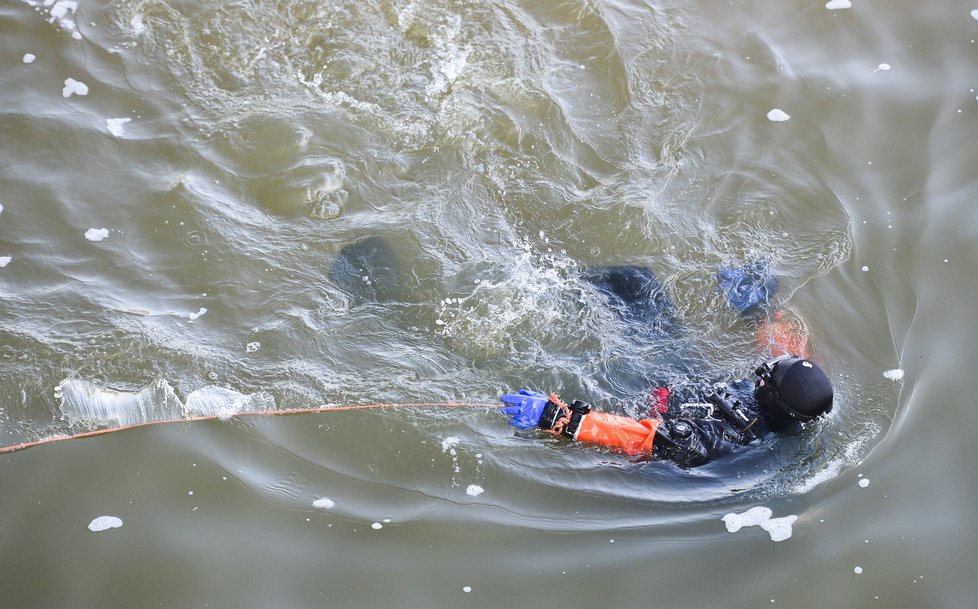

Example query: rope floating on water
[0,401,499,455]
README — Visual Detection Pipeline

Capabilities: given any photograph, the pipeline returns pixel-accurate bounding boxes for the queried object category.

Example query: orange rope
[0,401,498,455]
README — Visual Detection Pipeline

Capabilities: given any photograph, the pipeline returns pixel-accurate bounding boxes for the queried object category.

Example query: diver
[329,237,833,468]
[498,263,834,468]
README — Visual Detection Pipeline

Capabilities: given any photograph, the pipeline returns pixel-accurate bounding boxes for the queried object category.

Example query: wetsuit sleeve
[575,413,660,456]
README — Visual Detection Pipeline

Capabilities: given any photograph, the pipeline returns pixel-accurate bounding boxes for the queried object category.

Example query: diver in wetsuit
[329,238,833,468]
[498,264,834,468]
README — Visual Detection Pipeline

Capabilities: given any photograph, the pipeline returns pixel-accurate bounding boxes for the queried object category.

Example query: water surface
[2,0,978,607]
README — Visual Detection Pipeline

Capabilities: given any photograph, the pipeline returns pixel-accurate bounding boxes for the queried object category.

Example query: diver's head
[754,355,833,426]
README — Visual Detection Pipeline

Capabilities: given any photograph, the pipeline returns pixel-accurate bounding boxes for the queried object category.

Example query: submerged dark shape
[583,265,676,335]
[328,236,402,306]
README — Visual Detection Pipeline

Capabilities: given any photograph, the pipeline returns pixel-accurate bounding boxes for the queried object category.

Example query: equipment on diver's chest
[706,391,760,443]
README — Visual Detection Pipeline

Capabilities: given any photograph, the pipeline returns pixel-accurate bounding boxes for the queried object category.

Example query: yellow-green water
[2,0,977,606]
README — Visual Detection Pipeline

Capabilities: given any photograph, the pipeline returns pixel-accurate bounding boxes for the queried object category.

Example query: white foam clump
[184,386,274,420]
[441,436,462,474]
[58,378,275,427]
[972,10,978,20]
[48,1,82,39]
[58,378,182,427]
[106,118,132,137]
[826,0,852,9]
[465,484,484,497]
[312,497,336,510]
[88,515,123,532]
[767,109,791,122]
[188,307,207,321]
[883,368,904,380]
[84,227,109,241]
[23,53,36,64]
[62,77,88,98]
[722,506,798,542]
[441,436,460,452]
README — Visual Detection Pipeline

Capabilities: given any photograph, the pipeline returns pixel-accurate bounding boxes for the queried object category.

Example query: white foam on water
[859,478,870,488]
[883,368,904,380]
[371,522,383,530]
[184,386,274,420]
[58,378,183,427]
[188,307,207,320]
[23,53,36,63]
[312,497,335,510]
[462,586,472,593]
[767,108,791,122]
[88,515,123,532]
[854,566,863,574]
[84,227,109,241]
[106,118,131,137]
[47,1,80,39]
[465,484,484,497]
[0,257,10,268]
[722,506,798,542]
[246,342,261,353]
[826,0,852,9]
[876,63,891,72]
[722,505,772,532]
[441,436,460,452]
[760,515,798,542]
[58,378,276,427]
[972,9,978,20]
[62,77,88,98]
[441,436,461,475]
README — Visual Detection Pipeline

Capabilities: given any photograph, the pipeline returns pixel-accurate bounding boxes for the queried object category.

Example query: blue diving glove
[499,389,549,429]
[718,260,778,314]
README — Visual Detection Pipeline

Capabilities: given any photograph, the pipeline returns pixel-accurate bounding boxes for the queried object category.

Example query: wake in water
[0,0,900,520]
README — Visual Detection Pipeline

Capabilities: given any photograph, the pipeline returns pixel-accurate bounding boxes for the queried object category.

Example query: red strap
[648,387,670,415]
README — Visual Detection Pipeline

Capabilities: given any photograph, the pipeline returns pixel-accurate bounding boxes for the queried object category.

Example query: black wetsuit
[586,265,773,468]
[648,380,768,468]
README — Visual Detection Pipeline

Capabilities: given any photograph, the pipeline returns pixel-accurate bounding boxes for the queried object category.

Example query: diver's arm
[500,392,660,456]
[500,391,724,467]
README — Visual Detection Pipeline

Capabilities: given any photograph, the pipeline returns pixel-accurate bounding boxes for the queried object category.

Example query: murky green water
[2,0,978,607]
